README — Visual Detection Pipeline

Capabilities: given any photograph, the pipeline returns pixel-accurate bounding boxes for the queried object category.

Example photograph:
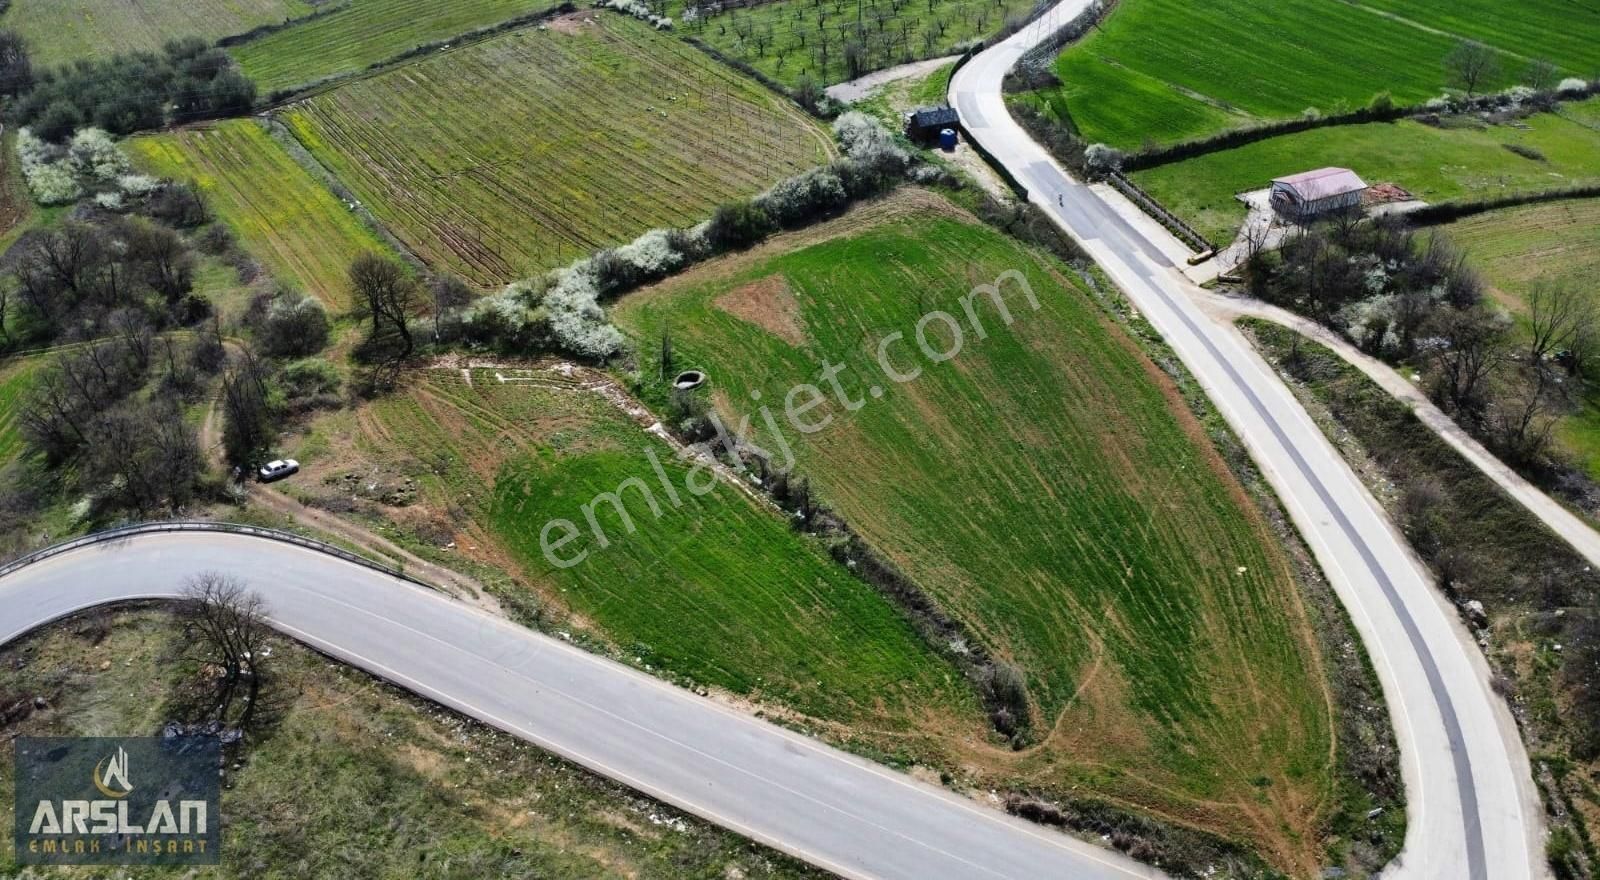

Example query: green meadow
[613,189,1337,871]
[1037,0,1595,149]
[1131,99,1600,245]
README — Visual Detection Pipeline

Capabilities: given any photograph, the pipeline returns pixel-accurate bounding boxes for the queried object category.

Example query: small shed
[1270,167,1368,219]
[906,106,959,143]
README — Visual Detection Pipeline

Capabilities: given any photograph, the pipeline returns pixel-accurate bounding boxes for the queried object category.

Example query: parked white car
[257,459,300,483]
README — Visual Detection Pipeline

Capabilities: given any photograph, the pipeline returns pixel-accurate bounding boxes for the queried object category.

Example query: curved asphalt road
[952,8,1543,879]
[0,529,1159,880]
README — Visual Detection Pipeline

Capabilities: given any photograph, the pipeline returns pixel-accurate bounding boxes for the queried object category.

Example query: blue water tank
[938,127,958,149]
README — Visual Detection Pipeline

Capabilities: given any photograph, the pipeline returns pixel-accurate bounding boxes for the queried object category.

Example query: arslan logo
[92,747,133,799]
[14,736,221,865]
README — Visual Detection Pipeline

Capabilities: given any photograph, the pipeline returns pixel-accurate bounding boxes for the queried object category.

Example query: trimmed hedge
[1404,185,1600,225]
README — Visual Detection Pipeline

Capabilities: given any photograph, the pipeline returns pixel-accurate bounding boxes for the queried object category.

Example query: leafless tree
[1524,57,1558,92]
[1526,282,1595,368]
[429,273,475,343]
[1427,306,1508,417]
[1445,39,1500,97]
[220,346,275,470]
[349,252,421,388]
[1492,367,1560,465]
[180,573,270,728]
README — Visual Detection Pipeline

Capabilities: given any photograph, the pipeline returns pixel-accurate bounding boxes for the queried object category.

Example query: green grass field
[127,120,393,310]
[0,609,828,878]
[0,0,314,65]
[1039,0,1598,149]
[280,13,833,288]
[0,358,41,463]
[290,369,977,735]
[1131,99,1600,244]
[613,190,1336,871]
[670,0,1030,88]
[230,0,556,96]
[1438,198,1600,477]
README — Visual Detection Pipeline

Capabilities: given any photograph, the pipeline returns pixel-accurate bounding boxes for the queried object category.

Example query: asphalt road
[951,8,1543,878]
[0,528,1160,880]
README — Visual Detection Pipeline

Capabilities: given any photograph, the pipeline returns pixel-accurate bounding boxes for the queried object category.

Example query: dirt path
[202,397,505,616]
[825,55,961,103]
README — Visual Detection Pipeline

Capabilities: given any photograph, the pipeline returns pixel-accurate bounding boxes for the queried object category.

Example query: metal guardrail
[0,521,430,589]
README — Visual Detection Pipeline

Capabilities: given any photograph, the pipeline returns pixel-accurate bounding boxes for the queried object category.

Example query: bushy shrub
[706,201,774,250]
[116,173,160,197]
[833,111,909,174]
[600,0,671,28]
[16,125,139,206]
[68,128,129,182]
[589,228,690,295]
[543,266,625,359]
[754,166,848,228]
[257,291,330,358]
[279,358,342,411]
[1083,142,1124,172]
[463,285,553,352]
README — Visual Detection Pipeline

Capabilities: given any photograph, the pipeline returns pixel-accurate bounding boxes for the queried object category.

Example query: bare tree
[180,573,270,728]
[1526,282,1595,367]
[1427,306,1508,417]
[1492,367,1560,464]
[1445,39,1500,97]
[428,273,474,343]
[349,252,420,383]
[220,347,276,470]
[1524,57,1558,92]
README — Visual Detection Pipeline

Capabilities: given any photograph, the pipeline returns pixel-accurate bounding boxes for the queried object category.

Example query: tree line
[0,33,255,142]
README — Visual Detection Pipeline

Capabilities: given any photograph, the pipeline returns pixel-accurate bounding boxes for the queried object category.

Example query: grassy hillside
[230,0,556,96]
[281,13,833,288]
[0,608,828,879]
[1039,0,1596,149]
[127,120,393,310]
[286,369,978,734]
[0,0,313,65]
[1131,100,1600,244]
[613,190,1338,871]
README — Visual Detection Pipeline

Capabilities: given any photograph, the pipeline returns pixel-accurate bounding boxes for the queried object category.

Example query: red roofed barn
[1269,167,1368,219]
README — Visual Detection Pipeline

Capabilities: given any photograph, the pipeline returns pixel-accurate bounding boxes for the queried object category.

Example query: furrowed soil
[279,13,834,288]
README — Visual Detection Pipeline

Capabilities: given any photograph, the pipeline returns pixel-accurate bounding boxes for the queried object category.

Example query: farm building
[1269,167,1368,219]
[906,106,960,143]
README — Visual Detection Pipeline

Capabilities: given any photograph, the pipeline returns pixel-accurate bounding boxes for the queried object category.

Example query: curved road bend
[952,9,1542,879]
[0,529,1160,880]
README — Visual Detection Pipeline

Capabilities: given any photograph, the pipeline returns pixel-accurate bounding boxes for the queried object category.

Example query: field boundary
[253,3,576,107]
[1403,183,1600,225]
[1119,81,1600,173]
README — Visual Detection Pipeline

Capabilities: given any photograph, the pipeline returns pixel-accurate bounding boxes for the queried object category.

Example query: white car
[257,459,300,483]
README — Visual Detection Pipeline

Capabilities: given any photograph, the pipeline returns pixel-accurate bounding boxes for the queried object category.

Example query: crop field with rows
[230,0,558,96]
[0,0,313,65]
[668,0,1034,87]
[128,120,393,310]
[614,189,1338,873]
[1039,0,1596,149]
[280,13,834,288]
